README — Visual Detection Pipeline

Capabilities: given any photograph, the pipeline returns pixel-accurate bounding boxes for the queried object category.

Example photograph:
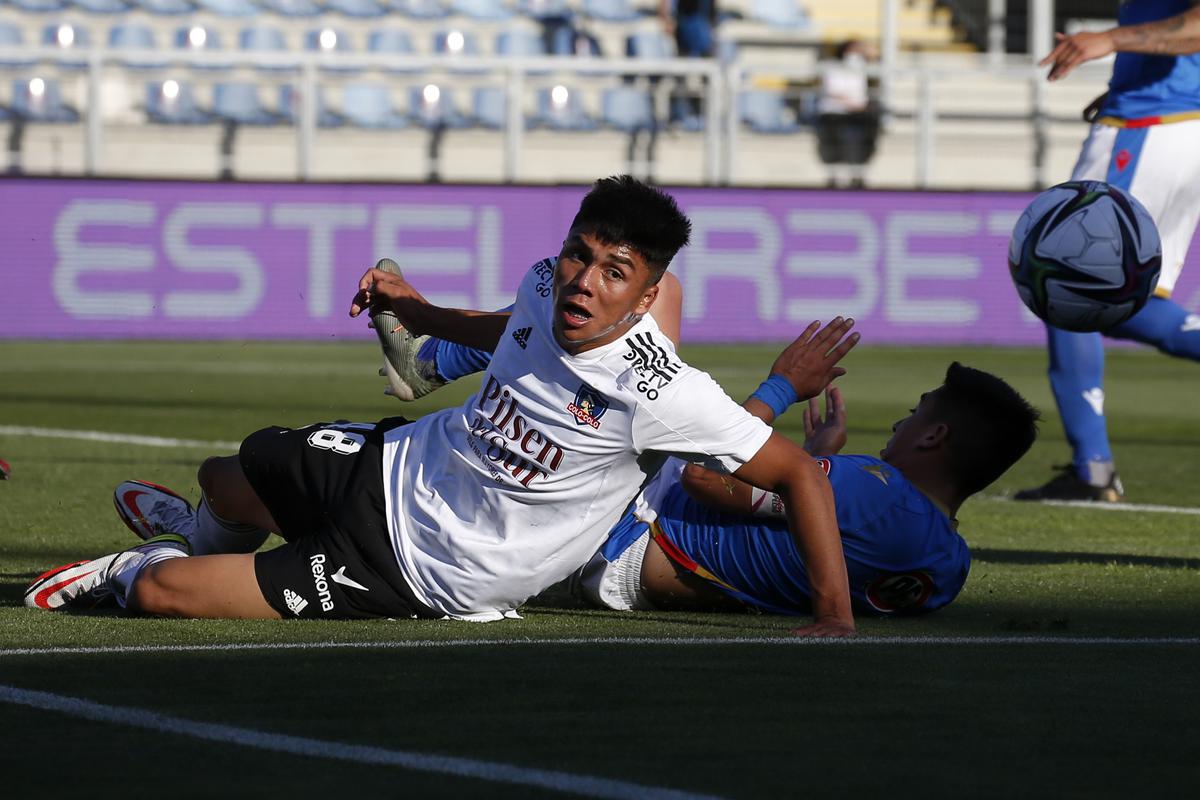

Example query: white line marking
[985,495,1200,516]
[2,635,1198,658]
[0,684,719,800]
[0,425,239,451]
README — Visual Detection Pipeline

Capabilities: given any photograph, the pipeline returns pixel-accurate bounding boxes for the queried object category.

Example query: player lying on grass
[371,318,1039,617]
[25,176,860,636]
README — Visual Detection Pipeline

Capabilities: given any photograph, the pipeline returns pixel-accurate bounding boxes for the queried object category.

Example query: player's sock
[1046,325,1113,483]
[1107,296,1200,361]
[421,338,494,382]
[190,498,270,556]
[106,535,190,608]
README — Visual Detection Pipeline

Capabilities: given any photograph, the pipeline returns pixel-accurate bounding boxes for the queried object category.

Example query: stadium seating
[41,22,90,70]
[132,0,193,15]
[239,25,298,71]
[626,30,674,59]
[305,27,359,73]
[739,89,799,133]
[11,77,79,122]
[0,22,36,69]
[750,0,810,28]
[109,22,168,69]
[389,0,450,19]
[601,85,653,131]
[409,84,467,128]
[367,28,419,73]
[174,25,230,70]
[212,82,280,125]
[71,0,130,13]
[450,0,513,22]
[339,82,408,128]
[324,0,387,17]
[433,28,481,56]
[517,0,568,20]
[144,79,209,124]
[278,84,343,126]
[533,84,596,130]
[193,0,257,17]
[471,85,507,129]
[496,28,545,58]
[10,0,68,12]
[261,0,322,17]
[582,0,639,23]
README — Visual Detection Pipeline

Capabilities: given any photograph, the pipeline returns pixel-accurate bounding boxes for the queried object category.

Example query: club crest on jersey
[814,458,832,475]
[567,384,609,429]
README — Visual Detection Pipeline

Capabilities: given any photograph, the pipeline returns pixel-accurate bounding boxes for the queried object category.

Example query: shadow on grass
[974,547,1200,570]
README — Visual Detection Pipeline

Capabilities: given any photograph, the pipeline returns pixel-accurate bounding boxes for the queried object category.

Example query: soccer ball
[1009,180,1161,332]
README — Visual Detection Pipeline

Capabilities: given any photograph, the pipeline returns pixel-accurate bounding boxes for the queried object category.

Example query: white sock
[108,542,188,608]
[191,498,270,556]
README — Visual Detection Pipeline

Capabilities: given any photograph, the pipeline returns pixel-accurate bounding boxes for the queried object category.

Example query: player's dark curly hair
[570,175,692,280]
[930,362,1040,496]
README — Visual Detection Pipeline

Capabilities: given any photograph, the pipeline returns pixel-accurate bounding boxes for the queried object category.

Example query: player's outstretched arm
[732,433,855,637]
[743,318,858,425]
[1042,6,1200,81]
[349,266,510,351]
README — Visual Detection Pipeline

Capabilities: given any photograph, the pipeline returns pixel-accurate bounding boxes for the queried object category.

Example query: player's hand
[768,318,860,401]
[348,265,431,333]
[1040,30,1116,81]
[803,387,847,457]
[792,617,856,638]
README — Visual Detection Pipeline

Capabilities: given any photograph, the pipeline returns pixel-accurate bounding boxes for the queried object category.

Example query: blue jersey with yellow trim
[1102,0,1200,121]
[652,455,970,615]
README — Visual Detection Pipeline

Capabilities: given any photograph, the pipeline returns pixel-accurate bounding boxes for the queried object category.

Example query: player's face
[552,229,660,354]
[879,390,939,464]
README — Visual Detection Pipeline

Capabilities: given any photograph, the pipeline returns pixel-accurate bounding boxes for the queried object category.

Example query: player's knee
[126,562,189,617]
[197,455,245,516]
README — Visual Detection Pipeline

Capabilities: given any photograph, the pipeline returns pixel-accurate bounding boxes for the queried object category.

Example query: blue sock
[1107,296,1200,361]
[416,303,512,382]
[1046,325,1112,476]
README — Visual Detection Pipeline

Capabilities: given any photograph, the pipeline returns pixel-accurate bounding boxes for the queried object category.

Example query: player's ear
[919,422,950,450]
[636,281,660,315]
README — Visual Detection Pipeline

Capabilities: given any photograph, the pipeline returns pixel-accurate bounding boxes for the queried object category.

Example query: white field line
[0,425,239,451]
[2,636,1199,659]
[0,684,718,800]
[984,494,1200,516]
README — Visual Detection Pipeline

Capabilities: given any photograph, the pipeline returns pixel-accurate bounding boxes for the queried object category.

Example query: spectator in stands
[815,38,881,189]
[660,0,718,126]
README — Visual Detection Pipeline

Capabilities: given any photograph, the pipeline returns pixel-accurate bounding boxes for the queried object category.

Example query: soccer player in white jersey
[1017,1,1200,502]
[26,176,859,636]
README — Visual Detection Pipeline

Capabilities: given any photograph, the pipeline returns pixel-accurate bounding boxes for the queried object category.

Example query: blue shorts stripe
[1104,127,1149,192]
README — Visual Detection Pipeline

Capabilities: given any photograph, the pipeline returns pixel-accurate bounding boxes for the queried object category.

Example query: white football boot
[24,553,120,610]
[113,480,197,542]
[370,257,446,401]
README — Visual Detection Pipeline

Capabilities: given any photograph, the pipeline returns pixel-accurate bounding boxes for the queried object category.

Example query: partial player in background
[27,176,860,636]
[573,363,1039,618]
[1019,1,1200,502]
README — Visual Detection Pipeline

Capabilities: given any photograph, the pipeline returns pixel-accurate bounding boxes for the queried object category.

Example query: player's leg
[126,553,279,619]
[1019,124,1124,501]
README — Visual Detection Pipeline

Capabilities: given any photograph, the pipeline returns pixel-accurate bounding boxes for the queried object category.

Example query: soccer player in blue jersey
[1018,1,1200,502]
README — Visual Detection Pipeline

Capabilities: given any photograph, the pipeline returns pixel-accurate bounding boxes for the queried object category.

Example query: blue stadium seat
[41,23,90,70]
[305,28,359,73]
[626,30,673,59]
[548,26,601,57]
[739,89,799,133]
[496,29,544,57]
[325,0,387,17]
[133,0,194,14]
[10,0,69,12]
[109,23,167,69]
[194,0,258,17]
[261,0,322,17]
[388,0,448,18]
[0,23,36,69]
[278,84,343,126]
[368,28,418,73]
[517,0,568,20]
[450,0,512,21]
[240,25,298,72]
[601,85,653,131]
[471,86,507,129]
[432,29,479,55]
[750,0,809,29]
[212,82,280,125]
[145,79,209,124]
[534,84,596,131]
[71,0,131,13]
[409,84,466,128]
[174,25,229,70]
[340,83,408,128]
[582,0,638,23]
[12,78,79,122]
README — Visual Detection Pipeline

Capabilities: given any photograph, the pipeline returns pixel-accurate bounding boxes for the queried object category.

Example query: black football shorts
[238,417,438,620]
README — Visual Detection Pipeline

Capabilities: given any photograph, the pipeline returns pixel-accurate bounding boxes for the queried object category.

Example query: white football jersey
[381,259,773,620]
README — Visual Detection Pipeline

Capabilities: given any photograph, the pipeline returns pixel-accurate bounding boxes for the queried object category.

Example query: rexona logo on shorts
[309,554,335,612]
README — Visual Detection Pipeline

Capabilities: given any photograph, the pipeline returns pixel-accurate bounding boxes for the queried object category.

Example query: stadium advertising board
[3,179,1197,344]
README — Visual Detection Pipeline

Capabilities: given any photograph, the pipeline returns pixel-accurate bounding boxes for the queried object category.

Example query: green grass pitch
[1,340,1198,798]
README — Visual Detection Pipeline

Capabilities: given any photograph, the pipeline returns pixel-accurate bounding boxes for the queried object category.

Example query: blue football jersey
[1102,0,1200,121]
[650,455,970,615]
